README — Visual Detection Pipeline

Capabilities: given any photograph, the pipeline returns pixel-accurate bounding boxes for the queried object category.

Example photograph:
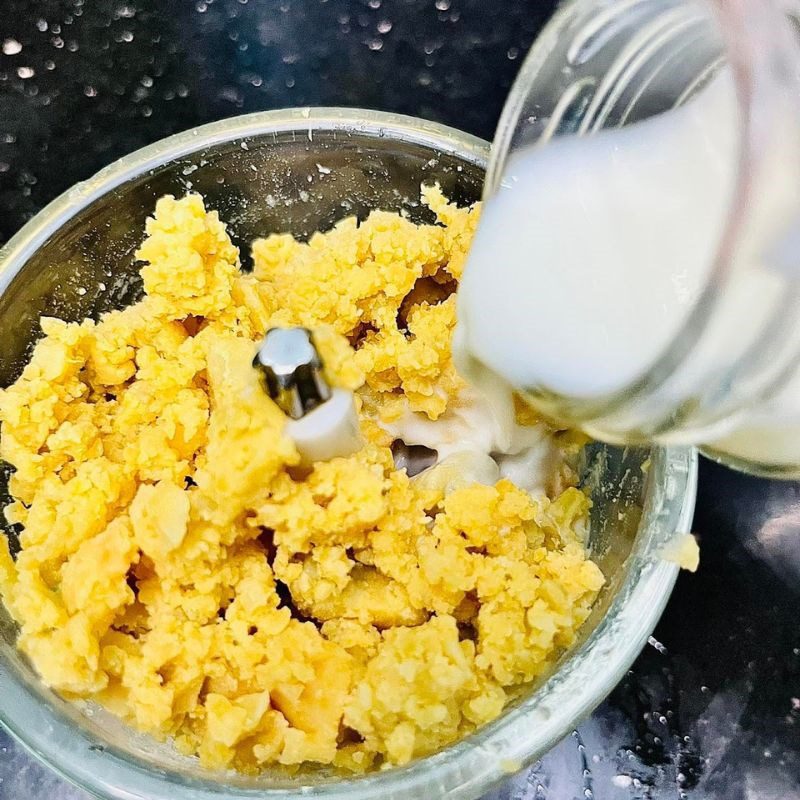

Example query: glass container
[0,109,696,800]
[483,0,800,478]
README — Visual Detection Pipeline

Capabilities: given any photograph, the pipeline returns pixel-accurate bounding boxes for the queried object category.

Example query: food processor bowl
[0,109,697,800]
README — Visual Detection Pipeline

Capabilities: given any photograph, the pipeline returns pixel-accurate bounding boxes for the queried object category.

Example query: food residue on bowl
[0,188,604,773]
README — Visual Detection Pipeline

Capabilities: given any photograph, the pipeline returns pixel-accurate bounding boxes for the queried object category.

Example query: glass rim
[0,107,698,800]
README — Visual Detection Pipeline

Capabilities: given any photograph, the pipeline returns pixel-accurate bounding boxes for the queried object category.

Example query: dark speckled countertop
[0,1,799,798]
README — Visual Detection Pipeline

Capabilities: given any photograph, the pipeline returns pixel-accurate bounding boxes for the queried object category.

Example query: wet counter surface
[0,1,798,798]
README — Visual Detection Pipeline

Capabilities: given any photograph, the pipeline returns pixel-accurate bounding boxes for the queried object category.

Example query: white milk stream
[455,68,800,467]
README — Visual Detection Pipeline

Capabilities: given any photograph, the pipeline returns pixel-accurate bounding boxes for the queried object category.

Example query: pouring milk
[455,67,800,472]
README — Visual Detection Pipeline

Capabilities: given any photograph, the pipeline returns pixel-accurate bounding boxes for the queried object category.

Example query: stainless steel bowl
[0,109,697,800]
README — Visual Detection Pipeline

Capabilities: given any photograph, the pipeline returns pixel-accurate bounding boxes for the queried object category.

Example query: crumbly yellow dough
[0,189,604,773]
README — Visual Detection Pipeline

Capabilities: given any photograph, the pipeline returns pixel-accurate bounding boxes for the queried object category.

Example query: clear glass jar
[481,0,800,478]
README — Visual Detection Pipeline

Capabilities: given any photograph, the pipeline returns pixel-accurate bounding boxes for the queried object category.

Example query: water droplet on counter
[218,85,243,103]
[16,66,34,78]
[435,0,450,9]
[367,38,383,51]
[368,0,381,7]
[2,38,22,55]
[507,46,519,60]
[377,19,392,33]
[36,19,48,31]
[84,85,97,96]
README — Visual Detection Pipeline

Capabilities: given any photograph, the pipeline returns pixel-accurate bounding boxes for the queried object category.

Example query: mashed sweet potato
[0,189,604,773]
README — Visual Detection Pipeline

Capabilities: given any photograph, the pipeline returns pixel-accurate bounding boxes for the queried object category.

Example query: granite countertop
[0,1,798,798]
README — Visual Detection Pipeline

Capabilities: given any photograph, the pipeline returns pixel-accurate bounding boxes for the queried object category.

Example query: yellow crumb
[0,189,603,773]
[659,533,700,572]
